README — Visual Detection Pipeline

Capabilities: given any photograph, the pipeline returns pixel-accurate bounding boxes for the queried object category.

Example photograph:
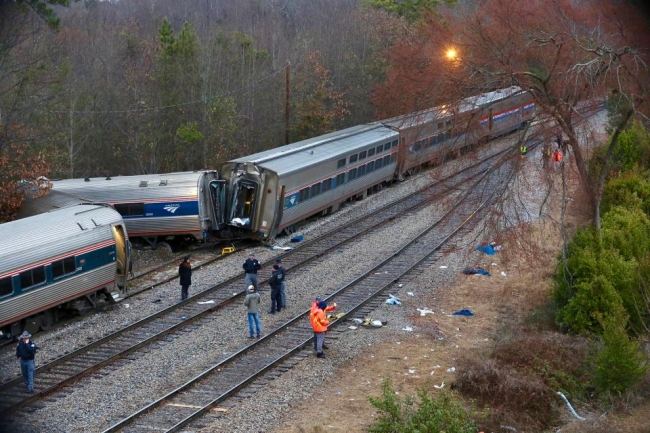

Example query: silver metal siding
[279,164,395,228]
[0,265,115,326]
[0,205,121,276]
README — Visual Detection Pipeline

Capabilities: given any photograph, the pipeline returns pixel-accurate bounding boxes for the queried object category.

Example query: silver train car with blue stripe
[222,124,400,241]
[0,204,131,339]
[19,171,227,248]
[221,87,535,242]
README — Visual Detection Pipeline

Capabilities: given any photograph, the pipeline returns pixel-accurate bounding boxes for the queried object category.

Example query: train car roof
[458,86,525,112]
[0,204,124,272]
[16,189,92,220]
[380,86,525,130]
[25,170,217,206]
[227,124,398,176]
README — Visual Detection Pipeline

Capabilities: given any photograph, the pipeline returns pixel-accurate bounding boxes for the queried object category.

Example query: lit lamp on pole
[445,48,458,61]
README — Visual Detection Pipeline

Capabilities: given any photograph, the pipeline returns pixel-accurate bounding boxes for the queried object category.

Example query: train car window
[299,187,310,202]
[375,158,383,169]
[368,148,375,157]
[336,173,345,187]
[438,133,445,143]
[383,155,391,165]
[392,140,398,148]
[19,267,46,290]
[52,256,77,279]
[383,143,390,152]
[114,203,145,216]
[322,178,332,192]
[349,154,358,163]
[358,165,366,177]
[376,145,383,154]
[348,168,358,181]
[337,158,346,168]
[446,120,452,127]
[359,151,367,160]
[310,183,321,197]
[0,276,12,297]
[367,161,375,172]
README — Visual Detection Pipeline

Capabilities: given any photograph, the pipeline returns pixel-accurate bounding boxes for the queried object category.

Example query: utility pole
[285,60,291,145]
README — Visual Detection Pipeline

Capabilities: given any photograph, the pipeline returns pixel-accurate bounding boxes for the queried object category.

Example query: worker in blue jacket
[243,251,262,291]
[16,331,38,393]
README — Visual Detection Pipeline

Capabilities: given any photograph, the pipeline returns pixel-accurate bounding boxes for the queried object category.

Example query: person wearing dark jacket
[16,331,38,392]
[178,256,192,301]
[274,258,287,308]
[268,264,282,314]
[243,252,262,291]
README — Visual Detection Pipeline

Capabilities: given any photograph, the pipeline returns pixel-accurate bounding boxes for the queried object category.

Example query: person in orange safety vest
[310,296,336,351]
[552,148,563,165]
[310,301,330,358]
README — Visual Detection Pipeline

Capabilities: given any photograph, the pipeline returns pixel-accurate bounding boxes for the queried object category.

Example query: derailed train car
[221,86,535,243]
[0,204,131,339]
[381,86,535,179]
[18,171,227,248]
[221,124,399,241]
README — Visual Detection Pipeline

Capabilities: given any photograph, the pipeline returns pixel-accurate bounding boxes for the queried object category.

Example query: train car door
[268,185,285,241]
[208,179,226,229]
[228,178,259,230]
[111,224,130,290]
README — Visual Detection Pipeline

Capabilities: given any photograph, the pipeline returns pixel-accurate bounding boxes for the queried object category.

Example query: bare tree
[375,0,650,232]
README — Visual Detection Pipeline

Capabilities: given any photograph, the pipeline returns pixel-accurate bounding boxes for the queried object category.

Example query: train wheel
[39,310,55,331]
[23,317,41,335]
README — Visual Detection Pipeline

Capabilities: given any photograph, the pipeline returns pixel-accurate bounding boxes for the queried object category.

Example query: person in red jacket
[310,301,330,358]
[310,296,336,351]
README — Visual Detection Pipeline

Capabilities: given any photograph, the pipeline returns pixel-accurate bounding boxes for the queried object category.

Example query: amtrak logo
[163,204,181,213]
[289,196,296,205]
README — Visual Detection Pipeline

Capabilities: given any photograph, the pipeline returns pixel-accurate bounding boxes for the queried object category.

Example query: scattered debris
[151,299,161,303]
[385,294,401,305]
[433,381,445,389]
[439,265,448,269]
[416,308,434,316]
[446,367,456,373]
[402,327,413,332]
[557,391,587,421]
[290,235,304,242]
[476,242,503,255]
[452,309,474,316]
[463,267,491,276]
[198,300,215,305]
[270,245,293,251]
[406,292,414,296]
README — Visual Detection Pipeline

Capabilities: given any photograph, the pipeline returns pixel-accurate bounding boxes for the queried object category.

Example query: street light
[445,48,458,61]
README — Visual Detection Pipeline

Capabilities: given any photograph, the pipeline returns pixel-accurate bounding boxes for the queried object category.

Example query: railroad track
[100,147,513,433]
[0,145,513,424]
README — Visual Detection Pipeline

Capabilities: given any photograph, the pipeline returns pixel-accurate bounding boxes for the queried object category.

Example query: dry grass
[271,159,650,433]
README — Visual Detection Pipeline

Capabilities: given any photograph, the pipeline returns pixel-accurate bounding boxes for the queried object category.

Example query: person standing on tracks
[268,264,283,314]
[244,285,262,338]
[243,251,262,292]
[310,301,330,358]
[310,296,336,351]
[16,331,38,393]
[178,255,192,301]
[542,142,552,168]
[275,258,287,309]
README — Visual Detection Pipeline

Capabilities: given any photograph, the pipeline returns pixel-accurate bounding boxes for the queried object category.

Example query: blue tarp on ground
[476,244,495,255]
[452,309,474,316]
[463,267,491,276]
